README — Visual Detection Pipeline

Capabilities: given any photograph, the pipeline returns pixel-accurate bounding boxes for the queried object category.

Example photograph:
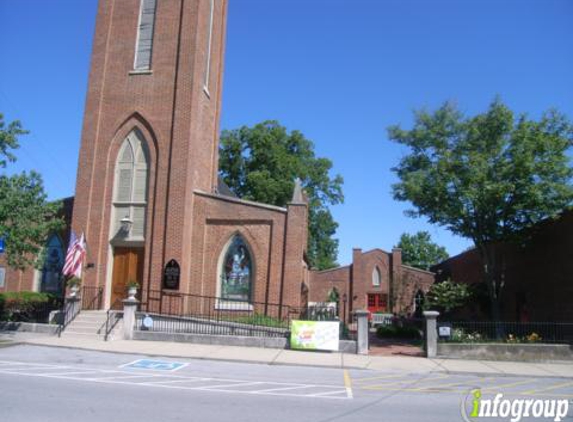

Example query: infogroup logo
[461,389,570,422]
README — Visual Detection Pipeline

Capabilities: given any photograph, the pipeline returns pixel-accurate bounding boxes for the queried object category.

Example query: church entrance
[111,247,144,309]
[367,293,388,315]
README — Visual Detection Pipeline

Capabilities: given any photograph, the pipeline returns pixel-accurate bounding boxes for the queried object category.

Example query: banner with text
[290,320,339,351]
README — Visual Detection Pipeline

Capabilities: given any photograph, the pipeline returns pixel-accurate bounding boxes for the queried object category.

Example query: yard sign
[290,320,339,351]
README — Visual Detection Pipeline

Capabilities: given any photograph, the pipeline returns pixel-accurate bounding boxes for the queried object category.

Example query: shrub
[0,291,59,323]
[450,327,483,343]
[376,324,422,340]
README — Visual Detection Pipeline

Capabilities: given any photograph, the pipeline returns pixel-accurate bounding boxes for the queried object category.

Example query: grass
[223,314,288,329]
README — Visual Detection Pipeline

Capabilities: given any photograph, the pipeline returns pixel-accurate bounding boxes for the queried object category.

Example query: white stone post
[122,298,139,340]
[354,309,370,355]
[423,310,440,358]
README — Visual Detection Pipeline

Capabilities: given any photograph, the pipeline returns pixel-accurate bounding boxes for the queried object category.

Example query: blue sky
[0,0,572,265]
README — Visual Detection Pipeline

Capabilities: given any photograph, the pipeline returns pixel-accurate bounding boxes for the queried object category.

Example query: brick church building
[0,0,434,321]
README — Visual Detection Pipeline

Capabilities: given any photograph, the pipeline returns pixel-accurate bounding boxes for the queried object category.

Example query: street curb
[0,341,22,349]
[19,341,369,370]
[14,341,573,379]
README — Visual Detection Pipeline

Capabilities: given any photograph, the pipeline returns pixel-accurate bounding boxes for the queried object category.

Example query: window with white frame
[134,0,157,70]
[372,266,381,287]
[0,266,5,288]
[112,130,149,241]
[219,235,252,302]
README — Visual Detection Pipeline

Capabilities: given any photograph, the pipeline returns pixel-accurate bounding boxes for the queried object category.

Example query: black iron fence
[81,286,103,310]
[303,303,338,321]
[438,320,573,344]
[137,290,291,338]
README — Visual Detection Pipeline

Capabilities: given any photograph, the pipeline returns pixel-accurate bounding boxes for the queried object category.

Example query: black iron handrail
[57,298,81,337]
[104,298,124,341]
[82,286,103,310]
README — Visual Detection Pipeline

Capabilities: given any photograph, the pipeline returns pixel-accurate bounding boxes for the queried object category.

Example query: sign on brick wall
[163,259,180,290]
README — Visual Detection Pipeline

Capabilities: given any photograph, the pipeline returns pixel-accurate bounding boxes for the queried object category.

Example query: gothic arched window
[372,266,381,287]
[40,235,64,293]
[112,129,149,240]
[219,235,252,302]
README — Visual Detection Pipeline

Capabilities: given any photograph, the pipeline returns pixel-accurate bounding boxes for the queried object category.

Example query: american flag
[62,231,86,279]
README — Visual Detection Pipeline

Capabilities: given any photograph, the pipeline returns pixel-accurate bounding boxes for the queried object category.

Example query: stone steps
[63,310,123,340]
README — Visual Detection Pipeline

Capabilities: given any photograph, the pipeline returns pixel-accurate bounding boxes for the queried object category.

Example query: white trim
[214,300,253,312]
[194,190,287,213]
[128,70,153,76]
[401,264,435,275]
[203,0,215,93]
[215,233,255,304]
[104,244,114,309]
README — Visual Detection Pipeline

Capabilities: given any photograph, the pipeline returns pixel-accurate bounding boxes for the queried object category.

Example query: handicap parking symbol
[121,359,188,372]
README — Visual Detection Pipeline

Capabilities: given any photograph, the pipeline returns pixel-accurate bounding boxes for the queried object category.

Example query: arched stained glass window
[372,266,381,287]
[40,235,64,293]
[220,235,252,302]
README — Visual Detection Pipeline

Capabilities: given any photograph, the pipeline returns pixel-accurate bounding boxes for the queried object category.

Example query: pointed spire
[291,178,306,204]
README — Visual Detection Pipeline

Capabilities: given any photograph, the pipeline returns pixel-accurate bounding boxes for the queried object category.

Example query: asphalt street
[0,345,571,422]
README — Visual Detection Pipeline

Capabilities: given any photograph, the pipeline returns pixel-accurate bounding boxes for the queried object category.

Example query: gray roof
[217,176,238,198]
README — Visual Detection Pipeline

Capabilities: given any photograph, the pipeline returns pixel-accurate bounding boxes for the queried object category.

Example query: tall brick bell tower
[72,0,228,308]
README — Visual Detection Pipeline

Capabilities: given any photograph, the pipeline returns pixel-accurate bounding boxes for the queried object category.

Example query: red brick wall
[394,265,435,316]
[187,192,308,313]
[433,211,573,322]
[308,248,435,321]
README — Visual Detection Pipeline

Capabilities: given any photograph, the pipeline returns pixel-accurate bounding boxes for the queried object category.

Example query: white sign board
[290,320,340,351]
[438,326,451,337]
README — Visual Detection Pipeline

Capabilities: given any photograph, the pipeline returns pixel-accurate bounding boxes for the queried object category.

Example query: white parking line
[308,390,349,397]
[144,377,209,385]
[250,385,315,393]
[36,371,102,377]
[198,381,265,390]
[0,359,352,400]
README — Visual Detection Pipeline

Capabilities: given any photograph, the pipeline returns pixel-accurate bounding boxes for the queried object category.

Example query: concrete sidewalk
[2,331,572,379]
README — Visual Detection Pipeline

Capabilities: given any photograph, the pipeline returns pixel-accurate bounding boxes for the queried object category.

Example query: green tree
[425,280,472,316]
[396,231,449,271]
[219,121,344,270]
[0,113,63,269]
[389,99,573,320]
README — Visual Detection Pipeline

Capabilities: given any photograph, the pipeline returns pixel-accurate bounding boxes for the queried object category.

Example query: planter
[127,287,138,300]
[69,285,80,297]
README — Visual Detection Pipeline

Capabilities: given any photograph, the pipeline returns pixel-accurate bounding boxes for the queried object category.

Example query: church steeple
[71,0,228,307]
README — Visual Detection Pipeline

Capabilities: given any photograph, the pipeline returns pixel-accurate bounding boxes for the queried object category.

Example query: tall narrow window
[112,130,149,241]
[372,266,381,287]
[134,0,157,70]
[219,235,252,302]
[0,267,6,289]
[203,0,215,92]
[40,235,65,294]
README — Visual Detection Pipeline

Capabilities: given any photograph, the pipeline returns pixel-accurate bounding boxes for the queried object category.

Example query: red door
[367,293,388,316]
